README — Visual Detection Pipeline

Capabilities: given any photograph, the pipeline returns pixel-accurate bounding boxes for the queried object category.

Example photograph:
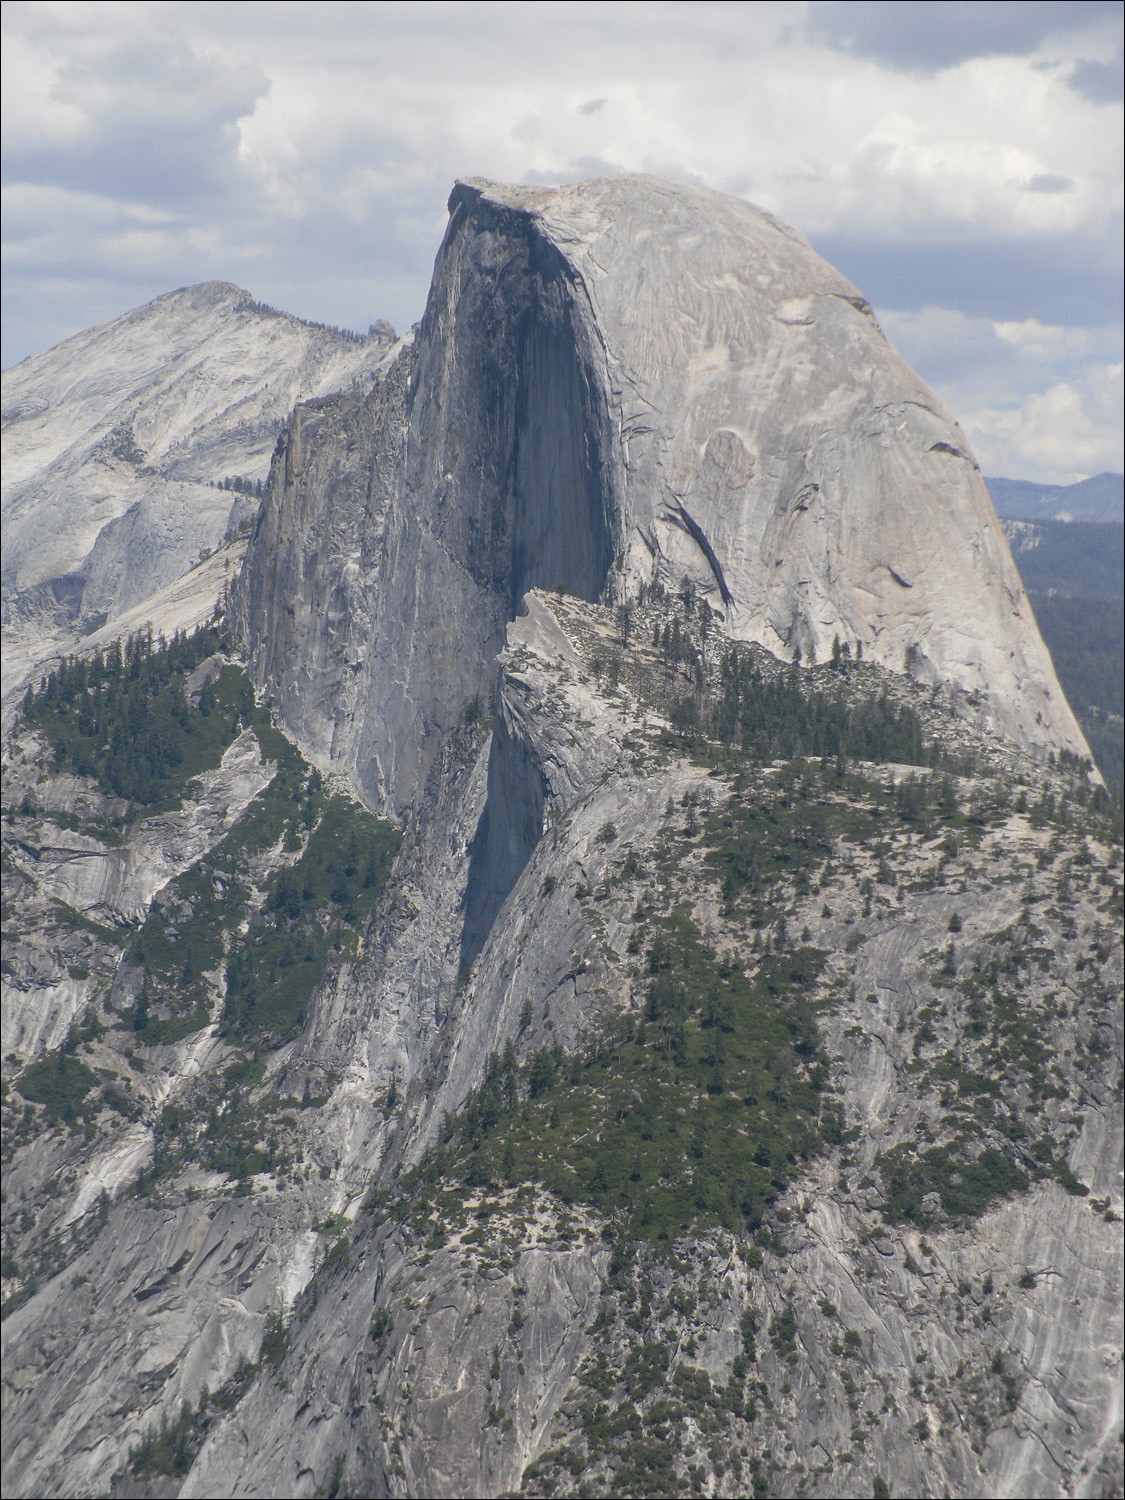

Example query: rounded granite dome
[433,175,1087,760]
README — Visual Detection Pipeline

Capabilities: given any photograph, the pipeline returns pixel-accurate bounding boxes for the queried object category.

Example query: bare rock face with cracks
[1,176,1119,1500]
[238,176,1084,817]
[0,280,403,705]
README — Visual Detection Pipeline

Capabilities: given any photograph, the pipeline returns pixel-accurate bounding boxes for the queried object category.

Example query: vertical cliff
[237,176,1086,824]
[237,186,622,814]
[3,178,1117,1500]
[1,282,401,702]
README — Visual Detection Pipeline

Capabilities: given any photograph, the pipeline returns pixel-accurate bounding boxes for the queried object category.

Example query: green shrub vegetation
[878,1141,1029,1224]
[703,647,927,766]
[259,1312,289,1368]
[128,1356,259,1480]
[21,626,247,807]
[375,600,1117,1262]
[221,791,399,1042]
[131,1045,321,1193]
[1028,592,1124,797]
[574,584,1119,840]
[523,1277,766,1499]
[145,1079,282,1187]
[877,918,1115,1226]
[705,774,889,923]
[9,1016,140,1135]
[19,627,400,1051]
[128,757,398,1047]
[114,666,399,1047]
[394,900,833,1245]
[13,1052,101,1125]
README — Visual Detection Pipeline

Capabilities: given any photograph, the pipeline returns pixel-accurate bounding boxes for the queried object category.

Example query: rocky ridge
[235,175,1086,823]
[1,586,1121,1500]
[1,282,403,699]
[1,177,1121,1500]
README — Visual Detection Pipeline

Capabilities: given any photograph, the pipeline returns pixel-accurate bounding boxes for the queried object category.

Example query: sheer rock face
[1,282,400,698]
[237,175,1085,819]
[3,180,1116,1500]
[460,177,1080,755]
[237,186,622,814]
[1,590,1120,1500]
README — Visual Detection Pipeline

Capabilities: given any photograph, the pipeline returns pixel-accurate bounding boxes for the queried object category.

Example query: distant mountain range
[993,477,1123,796]
[984,471,1124,524]
[1001,518,1124,601]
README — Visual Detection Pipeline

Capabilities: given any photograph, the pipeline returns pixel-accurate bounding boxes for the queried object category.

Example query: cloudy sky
[2,0,1121,483]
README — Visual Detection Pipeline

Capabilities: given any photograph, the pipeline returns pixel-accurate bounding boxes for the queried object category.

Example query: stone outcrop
[3,587,1121,1500]
[2,178,1117,1500]
[1,724,275,1062]
[236,175,1086,822]
[1,283,401,698]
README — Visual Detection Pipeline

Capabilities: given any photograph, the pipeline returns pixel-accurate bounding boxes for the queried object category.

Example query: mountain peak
[1,282,402,701]
[242,172,1086,821]
[2,175,1119,1500]
[150,278,254,308]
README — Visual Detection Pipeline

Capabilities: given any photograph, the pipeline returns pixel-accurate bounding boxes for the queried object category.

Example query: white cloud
[218,16,1121,248]
[883,306,1122,389]
[8,1,1117,247]
[880,306,1123,481]
[992,317,1113,362]
[1,0,1121,482]
[0,25,88,145]
[958,363,1124,483]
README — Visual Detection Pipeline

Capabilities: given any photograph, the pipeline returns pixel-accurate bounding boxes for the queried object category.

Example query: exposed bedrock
[176,591,1122,1500]
[237,175,1086,813]
[2,180,1116,1500]
[1,281,402,703]
[480,175,1082,759]
[459,685,546,974]
[237,186,621,814]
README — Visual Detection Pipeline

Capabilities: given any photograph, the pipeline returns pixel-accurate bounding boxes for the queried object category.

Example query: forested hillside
[999,516,1124,797]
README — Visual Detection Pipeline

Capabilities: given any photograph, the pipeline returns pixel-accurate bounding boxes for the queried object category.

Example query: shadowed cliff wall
[238,185,617,816]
